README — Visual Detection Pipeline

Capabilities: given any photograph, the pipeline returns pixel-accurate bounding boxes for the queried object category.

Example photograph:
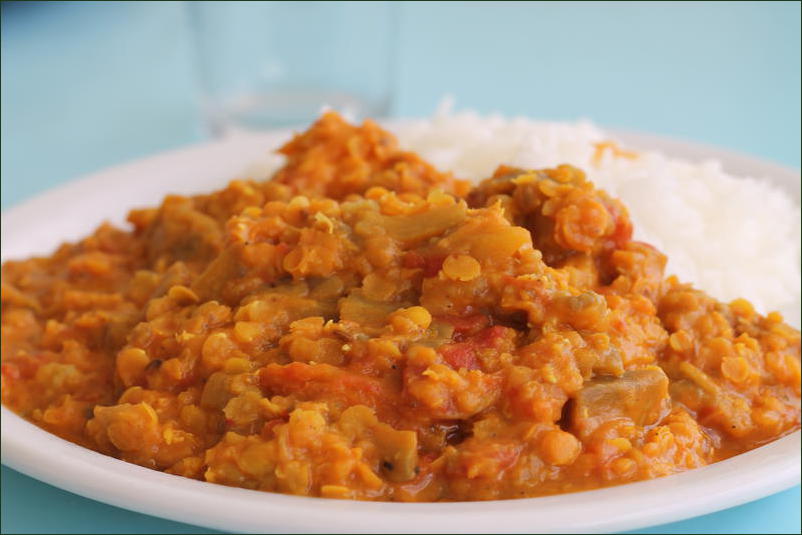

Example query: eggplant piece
[570,366,670,437]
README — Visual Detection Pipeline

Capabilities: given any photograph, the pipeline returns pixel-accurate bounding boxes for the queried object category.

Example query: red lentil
[2,112,799,501]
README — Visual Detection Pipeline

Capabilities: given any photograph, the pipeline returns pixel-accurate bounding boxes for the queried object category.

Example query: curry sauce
[2,112,799,501]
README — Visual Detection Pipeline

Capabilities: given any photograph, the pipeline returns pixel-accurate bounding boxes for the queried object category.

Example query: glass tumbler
[187,0,397,136]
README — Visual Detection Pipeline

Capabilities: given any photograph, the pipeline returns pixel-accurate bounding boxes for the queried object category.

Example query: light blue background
[1,1,800,533]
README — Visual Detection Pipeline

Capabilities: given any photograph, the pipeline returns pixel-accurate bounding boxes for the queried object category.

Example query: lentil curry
[2,113,800,501]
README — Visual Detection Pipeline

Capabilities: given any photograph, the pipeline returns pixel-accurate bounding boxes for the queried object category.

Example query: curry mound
[2,112,800,501]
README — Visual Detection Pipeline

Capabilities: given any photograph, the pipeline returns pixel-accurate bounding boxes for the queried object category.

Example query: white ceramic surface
[1,127,800,534]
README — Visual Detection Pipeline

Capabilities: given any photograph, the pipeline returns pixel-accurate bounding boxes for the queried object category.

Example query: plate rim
[2,405,799,534]
[1,125,800,533]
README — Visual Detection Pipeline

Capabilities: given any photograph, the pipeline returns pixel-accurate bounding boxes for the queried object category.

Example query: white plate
[1,127,800,534]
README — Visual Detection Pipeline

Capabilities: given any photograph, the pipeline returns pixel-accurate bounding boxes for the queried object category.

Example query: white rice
[244,104,802,324]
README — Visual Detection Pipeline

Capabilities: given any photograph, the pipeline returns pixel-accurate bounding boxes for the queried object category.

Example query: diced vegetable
[570,366,670,437]
[381,204,466,243]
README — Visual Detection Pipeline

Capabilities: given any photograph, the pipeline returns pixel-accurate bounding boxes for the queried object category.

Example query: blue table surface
[1,2,800,533]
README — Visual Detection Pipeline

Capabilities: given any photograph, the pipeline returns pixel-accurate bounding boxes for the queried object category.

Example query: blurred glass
[188,0,397,136]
